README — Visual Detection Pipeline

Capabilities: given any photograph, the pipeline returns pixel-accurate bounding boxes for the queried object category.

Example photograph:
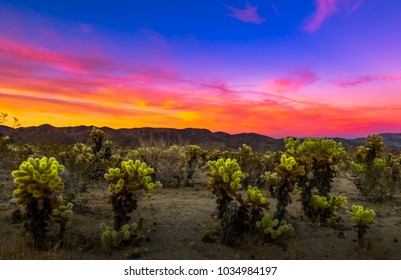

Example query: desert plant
[89,127,105,155]
[282,137,346,222]
[0,111,21,127]
[351,135,398,203]
[11,157,72,247]
[207,157,292,246]
[184,145,207,186]
[256,213,293,240]
[347,205,376,248]
[273,154,305,221]
[311,194,347,225]
[260,171,281,197]
[100,223,138,248]
[104,159,162,231]
[235,144,265,187]
[364,134,384,165]
[206,158,244,219]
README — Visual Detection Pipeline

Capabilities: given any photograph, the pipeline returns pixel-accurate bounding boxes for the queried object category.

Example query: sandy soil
[1,173,400,260]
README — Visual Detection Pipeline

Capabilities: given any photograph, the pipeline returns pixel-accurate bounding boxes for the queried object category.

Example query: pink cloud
[264,68,319,93]
[333,75,401,87]
[226,2,266,24]
[303,0,363,32]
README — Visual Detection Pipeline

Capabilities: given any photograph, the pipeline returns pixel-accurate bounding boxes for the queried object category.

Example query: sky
[0,0,400,138]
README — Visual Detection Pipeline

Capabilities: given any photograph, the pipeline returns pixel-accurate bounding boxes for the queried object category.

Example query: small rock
[9,198,18,204]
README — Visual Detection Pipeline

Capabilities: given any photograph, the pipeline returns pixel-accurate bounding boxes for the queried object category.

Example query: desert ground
[1,171,400,260]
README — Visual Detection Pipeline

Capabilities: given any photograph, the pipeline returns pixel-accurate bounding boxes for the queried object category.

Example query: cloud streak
[264,68,319,93]
[303,0,363,32]
[225,2,266,24]
[333,74,401,87]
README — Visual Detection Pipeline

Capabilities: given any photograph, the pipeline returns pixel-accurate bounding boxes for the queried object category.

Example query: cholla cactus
[52,197,74,239]
[89,127,105,154]
[347,205,376,248]
[274,154,305,221]
[311,194,347,224]
[184,145,206,187]
[284,137,346,222]
[11,157,72,246]
[104,160,162,231]
[245,186,269,225]
[100,223,138,248]
[207,158,243,190]
[256,213,293,240]
[207,158,244,219]
[365,134,384,165]
[261,171,281,197]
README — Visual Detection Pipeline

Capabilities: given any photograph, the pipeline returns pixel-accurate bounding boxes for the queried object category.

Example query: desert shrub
[11,157,73,247]
[0,111,21,128]
[101,159,161,248]
[133,146,187,188]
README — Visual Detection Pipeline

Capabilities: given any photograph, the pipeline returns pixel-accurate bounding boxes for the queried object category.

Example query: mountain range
[1,124,401,152]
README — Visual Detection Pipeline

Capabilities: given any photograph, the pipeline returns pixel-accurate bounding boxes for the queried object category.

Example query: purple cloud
[226,2,266,24]
[303,0,363,32]
[334,75,401,87]
[264,68,319,93]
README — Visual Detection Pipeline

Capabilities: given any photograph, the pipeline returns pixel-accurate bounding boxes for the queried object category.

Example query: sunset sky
[0,0,400,138]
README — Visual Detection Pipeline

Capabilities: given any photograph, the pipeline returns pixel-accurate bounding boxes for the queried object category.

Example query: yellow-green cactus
[247,186,268,206]
[105,159,162,196]
[347,205,376,247]
[256,213,293,240]
[11,157,70,246]
[347,205,376,227]
[101,223,138,248]
[207,158,244,220]
[12,157,63,205]
[52,198,74,239]
[261,171,281,197]
[104,159,161,232]
[311,194,347,224]
[311,194,347,212]
[207,158,244,190]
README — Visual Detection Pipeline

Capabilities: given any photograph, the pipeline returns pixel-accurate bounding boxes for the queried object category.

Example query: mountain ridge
[1,124,400,152]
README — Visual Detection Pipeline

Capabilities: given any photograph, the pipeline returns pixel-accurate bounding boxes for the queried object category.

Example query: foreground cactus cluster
[207,158,293,245]
[12,157,73,246]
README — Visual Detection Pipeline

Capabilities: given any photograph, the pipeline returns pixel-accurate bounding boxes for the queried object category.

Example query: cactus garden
[0,126,400,260]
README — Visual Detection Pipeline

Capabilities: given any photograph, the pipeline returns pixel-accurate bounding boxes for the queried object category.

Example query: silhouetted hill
[0,124,400,152]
